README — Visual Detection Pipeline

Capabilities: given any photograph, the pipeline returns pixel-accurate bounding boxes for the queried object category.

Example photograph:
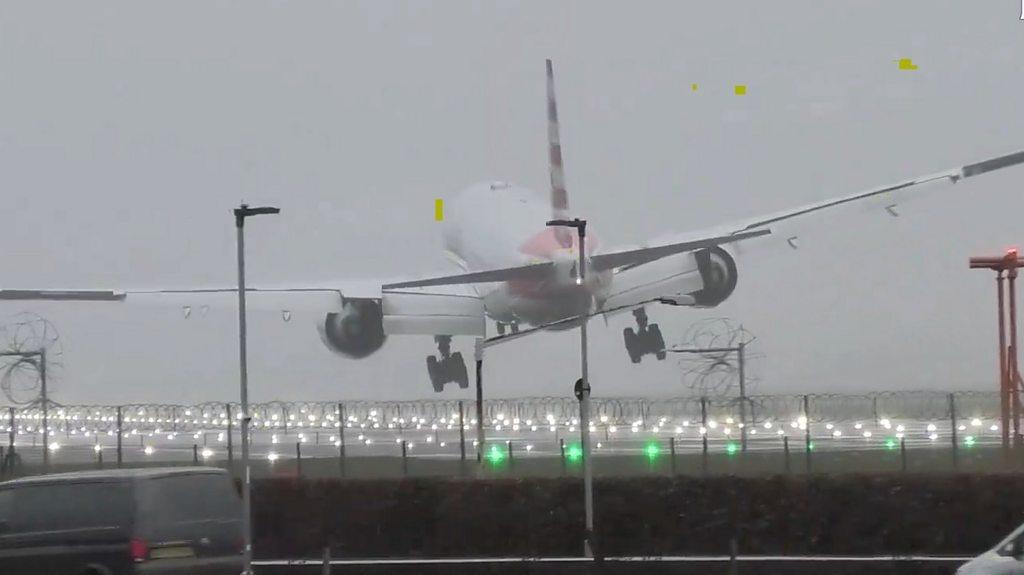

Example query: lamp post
[545,217,594,558]
[474,337,485,465]
[234,203,279,575]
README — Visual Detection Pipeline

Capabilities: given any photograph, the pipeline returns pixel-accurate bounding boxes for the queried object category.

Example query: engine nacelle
[317,298,387,359]
[690,246,738,307]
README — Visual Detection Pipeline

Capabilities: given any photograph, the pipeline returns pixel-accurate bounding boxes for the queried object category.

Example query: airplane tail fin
[546,59,573,247]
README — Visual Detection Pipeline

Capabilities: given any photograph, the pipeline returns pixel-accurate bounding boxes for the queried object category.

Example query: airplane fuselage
[441,181,613,328]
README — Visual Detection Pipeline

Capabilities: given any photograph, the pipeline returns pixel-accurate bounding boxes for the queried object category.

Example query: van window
[137,474,240,526]
[7,481,132,533]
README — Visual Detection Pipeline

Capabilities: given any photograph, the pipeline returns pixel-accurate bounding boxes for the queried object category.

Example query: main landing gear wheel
[623,328,641,364]
[649,324,667,360]
[451,352,469,389]
[623,308,668,363]
[426,336,469,392]
[427,356,443,392]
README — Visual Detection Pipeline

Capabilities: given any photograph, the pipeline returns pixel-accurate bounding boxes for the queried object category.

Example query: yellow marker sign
[434,198,444,221]
[691,83,698,91]
[896,58,918,70]
[734,85,747,95]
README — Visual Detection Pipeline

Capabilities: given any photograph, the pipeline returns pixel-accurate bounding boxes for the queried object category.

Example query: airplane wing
[572,148,1024,318]
[631,149,1024,257]
[0,285,355,312]
[589,229,769,271]
[735,149,1024,234]
[0,283,486,336]
[395,148,1024,286]
[377,229,769,289]
[382,262,553,289]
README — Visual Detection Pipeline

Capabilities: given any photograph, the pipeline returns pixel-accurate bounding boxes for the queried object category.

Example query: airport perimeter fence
[0,390,1012,478]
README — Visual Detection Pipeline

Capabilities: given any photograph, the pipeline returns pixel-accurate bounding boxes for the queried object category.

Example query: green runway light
[725,442,739,456]
[486,444,506,465]
[565,443,583,462]
[644,441,661,460]
[964,436,976,448]
[885,438,897,451]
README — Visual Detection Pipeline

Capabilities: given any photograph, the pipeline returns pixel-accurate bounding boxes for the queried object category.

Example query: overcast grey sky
[1,1,1022,404]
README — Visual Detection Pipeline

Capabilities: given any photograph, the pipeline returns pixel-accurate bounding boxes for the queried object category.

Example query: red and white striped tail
[546,59,572,247]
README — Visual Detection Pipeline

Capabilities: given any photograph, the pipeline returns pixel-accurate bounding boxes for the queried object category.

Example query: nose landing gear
[426,335,469,392]
[623,308,666,363]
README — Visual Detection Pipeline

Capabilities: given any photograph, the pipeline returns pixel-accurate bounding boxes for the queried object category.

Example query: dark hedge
[251,474,1024,559]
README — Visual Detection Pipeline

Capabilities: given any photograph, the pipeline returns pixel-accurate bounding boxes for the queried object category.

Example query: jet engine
[318,298,387,359]
[690,246,738,307]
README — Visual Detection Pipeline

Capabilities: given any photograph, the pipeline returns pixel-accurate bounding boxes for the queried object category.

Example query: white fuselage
[441,181,613,328]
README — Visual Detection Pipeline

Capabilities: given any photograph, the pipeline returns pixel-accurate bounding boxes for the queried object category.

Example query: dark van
[0,467,243,574]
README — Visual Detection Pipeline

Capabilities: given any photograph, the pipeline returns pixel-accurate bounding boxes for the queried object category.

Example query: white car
[958,523,1024,574]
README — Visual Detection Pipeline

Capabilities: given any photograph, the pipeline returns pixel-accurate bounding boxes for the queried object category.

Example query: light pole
[474,337,485,465]
[545,217,594,558]
[234,203,279,575]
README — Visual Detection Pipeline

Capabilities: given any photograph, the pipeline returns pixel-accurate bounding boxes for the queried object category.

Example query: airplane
[3,60,1024,393]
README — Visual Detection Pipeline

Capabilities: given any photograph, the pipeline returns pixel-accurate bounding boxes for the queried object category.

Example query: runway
[1,391,1007,469]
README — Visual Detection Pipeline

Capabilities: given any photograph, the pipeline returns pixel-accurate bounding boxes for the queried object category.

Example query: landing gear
[623,308,666,363]
[651,324,667,360]
[426,335,469,392]
[623,327,641,364]
[495,321,520,336]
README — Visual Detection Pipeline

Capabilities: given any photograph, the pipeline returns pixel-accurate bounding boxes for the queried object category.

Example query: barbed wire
[675,318,763,396]
[0,391,1001,436]
[0,313,63,406]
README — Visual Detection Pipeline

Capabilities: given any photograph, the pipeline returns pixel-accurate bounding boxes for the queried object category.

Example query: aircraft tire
[451,352,469,388]
[623,328,642,364]
[649,324,667,360]
[427,355,444,392]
